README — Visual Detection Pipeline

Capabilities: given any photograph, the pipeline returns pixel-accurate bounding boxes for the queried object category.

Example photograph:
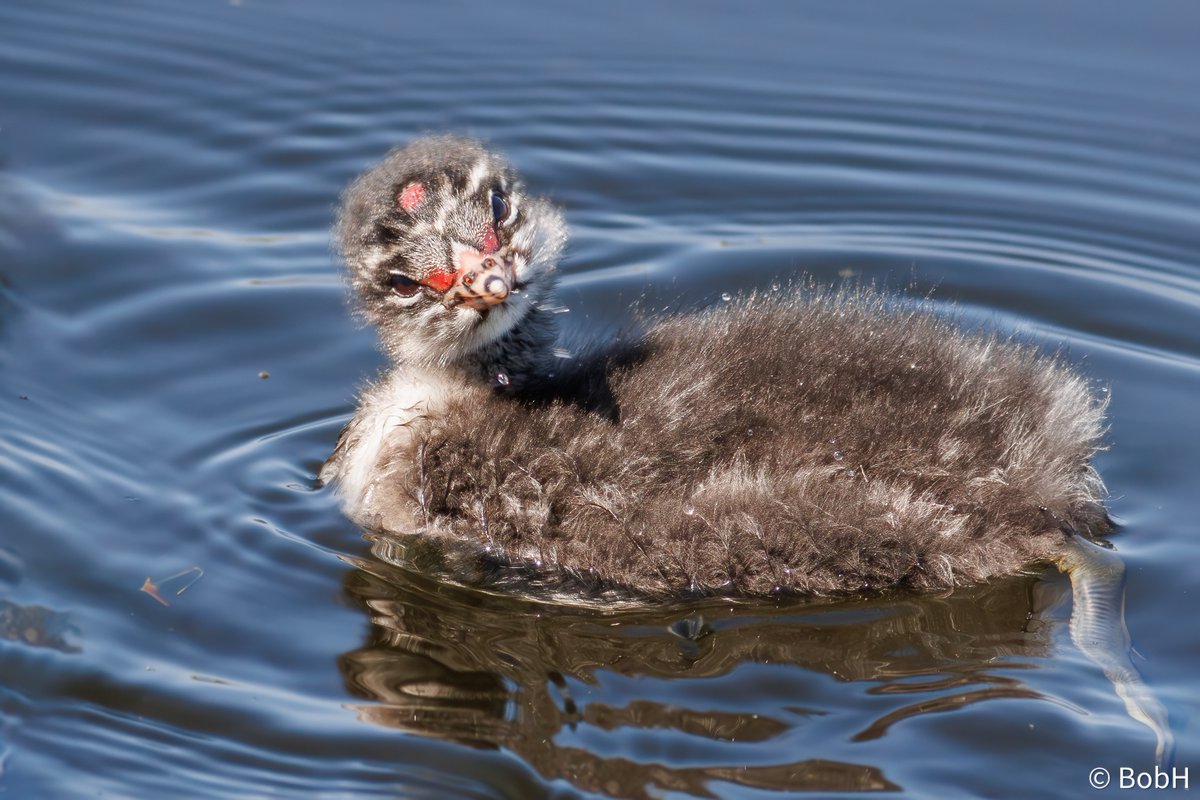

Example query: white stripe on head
[466,158,490,195]
[433,198,450,231]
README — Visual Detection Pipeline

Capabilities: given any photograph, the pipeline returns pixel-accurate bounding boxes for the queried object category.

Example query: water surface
[2,1,1199,797]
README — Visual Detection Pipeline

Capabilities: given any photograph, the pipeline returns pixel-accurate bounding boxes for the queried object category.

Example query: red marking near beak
[424,269,456,293]
[481,226,499,254]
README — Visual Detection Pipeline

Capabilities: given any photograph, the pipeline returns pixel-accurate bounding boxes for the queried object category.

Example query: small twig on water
[140,566,205,607]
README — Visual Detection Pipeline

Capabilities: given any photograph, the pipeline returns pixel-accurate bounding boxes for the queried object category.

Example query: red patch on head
[424,269,456,294]
[397,182,425,212]
[481,226,499,254]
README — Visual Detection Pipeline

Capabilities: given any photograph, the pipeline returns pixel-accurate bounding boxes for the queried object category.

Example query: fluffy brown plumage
[322,136,1109,599]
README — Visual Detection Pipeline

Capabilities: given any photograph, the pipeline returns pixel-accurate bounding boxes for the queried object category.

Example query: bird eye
[387,273,421,297]
[490,189,510,224]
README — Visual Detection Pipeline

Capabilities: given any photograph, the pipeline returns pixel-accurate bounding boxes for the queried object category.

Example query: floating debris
[140,566,204,607]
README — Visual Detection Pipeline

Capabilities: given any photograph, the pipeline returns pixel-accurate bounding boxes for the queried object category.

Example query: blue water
[2,1,1198,797]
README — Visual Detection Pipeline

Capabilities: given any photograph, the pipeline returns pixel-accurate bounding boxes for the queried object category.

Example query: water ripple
[1,0,1198,796]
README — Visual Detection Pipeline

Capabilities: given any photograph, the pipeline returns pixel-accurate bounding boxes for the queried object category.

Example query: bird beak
[443,250,515,310]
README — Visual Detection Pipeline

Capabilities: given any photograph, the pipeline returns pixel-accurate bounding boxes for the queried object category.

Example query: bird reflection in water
[337,533,1085,798]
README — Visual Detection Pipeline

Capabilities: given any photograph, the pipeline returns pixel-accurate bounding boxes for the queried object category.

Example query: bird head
[336,136,566,366]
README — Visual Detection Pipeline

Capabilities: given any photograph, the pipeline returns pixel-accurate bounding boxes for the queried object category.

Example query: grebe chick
[321,136,1173,765]
[323,135,1111,598]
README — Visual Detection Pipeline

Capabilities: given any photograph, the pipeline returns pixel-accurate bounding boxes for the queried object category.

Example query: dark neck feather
[466,306,559,392]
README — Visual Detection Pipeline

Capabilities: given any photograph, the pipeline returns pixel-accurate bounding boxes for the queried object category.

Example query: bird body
[322,135,1109,599]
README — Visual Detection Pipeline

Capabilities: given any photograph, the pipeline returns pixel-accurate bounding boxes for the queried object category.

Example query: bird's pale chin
[468,293,531,348]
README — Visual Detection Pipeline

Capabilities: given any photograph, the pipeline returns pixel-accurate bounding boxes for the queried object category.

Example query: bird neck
[460,305,559,392]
